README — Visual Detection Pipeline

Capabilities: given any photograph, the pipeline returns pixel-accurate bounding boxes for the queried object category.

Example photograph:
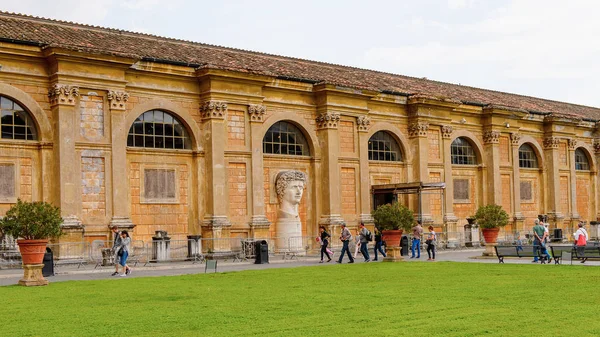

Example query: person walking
[542,221,553,262]
[114,230,132,277]
[411,220,423,259]
[574,222,589,263]
[353,229,361,259]
[532,219,546,263]
[426,226,436,261]
[358,222,371,262]
[110,225,122,276]
[336,223,354,263]
[318,226,332,263]
[373,227,386,261]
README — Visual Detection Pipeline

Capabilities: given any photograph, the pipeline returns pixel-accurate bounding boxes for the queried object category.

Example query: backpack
[366,230,373,242]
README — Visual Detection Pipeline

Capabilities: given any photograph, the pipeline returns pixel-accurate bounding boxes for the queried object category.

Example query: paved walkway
[1,248,596,286]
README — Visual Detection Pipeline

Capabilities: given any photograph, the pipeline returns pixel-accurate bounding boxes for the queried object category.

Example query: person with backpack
[574,222,589,263]
[358,222,371,262]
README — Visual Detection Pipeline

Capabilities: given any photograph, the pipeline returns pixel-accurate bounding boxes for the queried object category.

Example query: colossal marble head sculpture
[275,170,307,218]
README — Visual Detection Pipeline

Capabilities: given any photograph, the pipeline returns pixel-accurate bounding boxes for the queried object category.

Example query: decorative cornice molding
[356,115,371,132]
[483,130,500,144]
[247,104,266,122]
[543,136,560,149]
[315,112,340,129]
[510,132,521,145]
[200,101,227,119]
[567,138,577,150]
[107,90,129,110]
[441,125,453,139]
[48,84,79,106]
[408,121,429,137]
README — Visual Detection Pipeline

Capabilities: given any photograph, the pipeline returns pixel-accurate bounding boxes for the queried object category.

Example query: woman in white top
[426,226,437,261]
[573,222,589,263]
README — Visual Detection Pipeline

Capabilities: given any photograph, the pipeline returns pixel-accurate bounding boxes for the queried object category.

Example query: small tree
[474,204,509,229]
[372,203,414,231]
[0,199,63,240]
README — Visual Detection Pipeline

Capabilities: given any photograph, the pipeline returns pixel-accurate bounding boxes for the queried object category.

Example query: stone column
[200,101,232,253]
[357,116,373,224]
[483,130,502,205]
[440,125,459,246]
[48,84,84,243]
[107,90,135,233]
[510,133,525,231]
[594,139,600,221]
[408,120,432,223]
[316,112,345,227]
[247,104,271,239]
[543,136,564,227]
[567,138,579,225]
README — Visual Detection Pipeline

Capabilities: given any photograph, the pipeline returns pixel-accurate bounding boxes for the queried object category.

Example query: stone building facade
[0,13,598,250]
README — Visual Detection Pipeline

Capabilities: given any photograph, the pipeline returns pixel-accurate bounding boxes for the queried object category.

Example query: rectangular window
[520,181,533,201]
[453,179,469,201]
[143,169,176,202]
[0,164,15,199]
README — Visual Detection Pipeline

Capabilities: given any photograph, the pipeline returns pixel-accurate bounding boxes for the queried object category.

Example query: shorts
[119,251,129,266]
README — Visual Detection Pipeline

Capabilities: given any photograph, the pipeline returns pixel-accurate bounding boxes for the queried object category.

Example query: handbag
[425,239,433,245]
[117,246,124,257]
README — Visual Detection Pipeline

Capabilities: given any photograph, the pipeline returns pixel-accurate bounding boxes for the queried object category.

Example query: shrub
[474,204,509,229]
[0,199,63,240]
[372,203,414,231]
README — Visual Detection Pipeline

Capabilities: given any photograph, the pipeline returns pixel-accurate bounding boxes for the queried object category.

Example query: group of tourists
[316,221,438,263]
[109,225,133,276]
[530,219,589,263]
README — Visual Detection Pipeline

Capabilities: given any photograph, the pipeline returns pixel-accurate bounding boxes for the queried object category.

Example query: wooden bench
[494,245,548,264]
[53,258,87,271]
[551,244,600,264]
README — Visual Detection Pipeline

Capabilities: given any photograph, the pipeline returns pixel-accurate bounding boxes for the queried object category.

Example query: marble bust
[274,170,307,251]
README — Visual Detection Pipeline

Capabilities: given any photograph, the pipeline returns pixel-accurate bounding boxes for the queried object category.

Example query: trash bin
[464,224,473,247]
[400,235,409,256]
[42,247,54,277]
[255,240,269,264]
[552,228,563,242]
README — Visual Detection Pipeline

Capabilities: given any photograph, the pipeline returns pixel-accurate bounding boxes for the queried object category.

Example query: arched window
[127,110,191,149]
[368,131,402,161]
[518,144,538,168]
[575,148,590,171]
[263,121,309,156]
[451,137,476,165]
[0,96,37,140]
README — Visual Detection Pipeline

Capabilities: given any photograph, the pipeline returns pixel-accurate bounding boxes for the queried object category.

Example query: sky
[1,0,599,108]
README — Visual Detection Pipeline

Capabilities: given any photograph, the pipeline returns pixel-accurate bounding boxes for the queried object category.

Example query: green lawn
[1,262,599,336]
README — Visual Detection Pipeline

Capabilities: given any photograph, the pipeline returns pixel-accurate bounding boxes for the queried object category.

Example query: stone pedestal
[250,216,271,239]
[19,264,48,286]
[187,235,202,259]
[152,230,171,262]
[383,246,404,262]
[482,243,497,257]
[201,217,232,253]
[275,217,302,252]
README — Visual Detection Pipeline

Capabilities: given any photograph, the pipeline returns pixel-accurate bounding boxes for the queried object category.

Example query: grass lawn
[1,262,599,336]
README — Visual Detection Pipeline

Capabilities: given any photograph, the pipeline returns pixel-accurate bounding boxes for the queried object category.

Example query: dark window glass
[451,137,476,165]
[575,148,590,171]
[368,131,402,162]
[127,110,191,149]
[262,121,309,156]
[518,144,538,168]
[0,96,37,141]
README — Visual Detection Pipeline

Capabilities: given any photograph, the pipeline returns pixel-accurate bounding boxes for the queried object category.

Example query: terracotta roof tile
[1,12,599,120]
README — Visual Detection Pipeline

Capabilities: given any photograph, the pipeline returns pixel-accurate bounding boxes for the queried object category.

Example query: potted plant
[0,199,63,286]
[372,203,414,246]
[474,204,509,244]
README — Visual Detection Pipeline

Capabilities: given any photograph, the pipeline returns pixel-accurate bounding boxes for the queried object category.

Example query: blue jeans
[338,241,354,263]
[374,241,386,260]
[411,238,421,258]
[360,242,370,261]
[533,239,548,261]
[119,251,129,267]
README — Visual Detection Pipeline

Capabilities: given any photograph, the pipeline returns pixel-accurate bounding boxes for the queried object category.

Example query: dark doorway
[372,192,397,210]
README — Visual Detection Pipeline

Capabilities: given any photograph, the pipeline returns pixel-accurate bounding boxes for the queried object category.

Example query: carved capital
[543,136,560,149]
[48,84,79,106]
[510,132,521,145]
[200,101,228,119]
[107,90,129,110]
[441,125,453,139]
[567,138,577,150]
[356,115,371,132]
[408,121,429,137]
[483,130,500,144]
[315,112,340,129]
[247,104,266,122]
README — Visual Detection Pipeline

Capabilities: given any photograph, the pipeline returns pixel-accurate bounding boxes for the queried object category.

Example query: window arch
[518,144,538,168]
[451,137,476,165]
[368,131,402,162]
[127,110,191,149]
[575,148,590,171]
[0,96,37,141]
[263,121,309,156]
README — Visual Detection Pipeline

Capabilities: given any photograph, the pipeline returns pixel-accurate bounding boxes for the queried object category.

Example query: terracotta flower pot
[17,239,48,265]
[481,228,500,244]
[382,230,403,246]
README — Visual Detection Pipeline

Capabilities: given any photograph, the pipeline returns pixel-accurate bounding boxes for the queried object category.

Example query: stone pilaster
[510,133,524,231]
[409,120,432,223]
[247,104,271,238]
[357,115,373,224]
[594,139,600,220]
[441,125,458,246]
[316,112,345,226]
[201,101,231,252]
[483,130,502,205]
[543,136,564,227]
[567,138,579,222]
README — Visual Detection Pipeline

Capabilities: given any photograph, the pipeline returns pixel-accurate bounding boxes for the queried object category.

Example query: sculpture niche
[275,171,307,252]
